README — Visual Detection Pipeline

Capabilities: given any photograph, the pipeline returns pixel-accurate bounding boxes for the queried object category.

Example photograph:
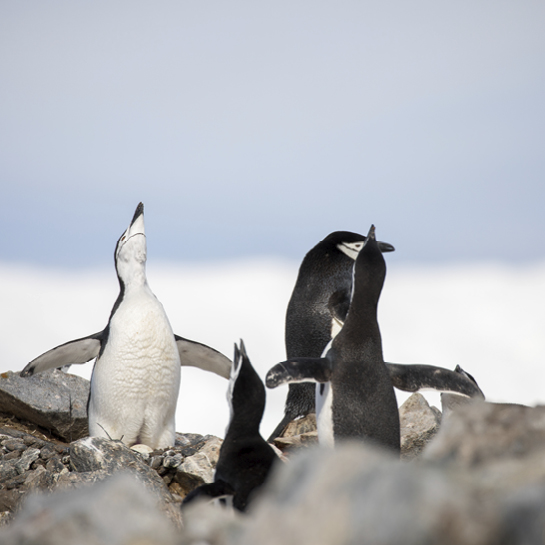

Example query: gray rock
[282,413,317,437]
[0,370,89,442]
[68,436,182,526]
[70,436,171,496]
[0,459,19,482]
[423,401,545,467]
[499,483,545,545]
[237,443,495,545]
[441,392,477,417]
[180,500,245,545]
[400,393,442,459]
[0,472,180,545]
[172,435,222,498]
[273,431,318,454]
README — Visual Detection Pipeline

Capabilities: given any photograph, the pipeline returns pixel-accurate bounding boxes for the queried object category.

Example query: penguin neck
[226,415,262,440]
[226,398,264,440]
[117,262,149,294]
[341,282,381,341]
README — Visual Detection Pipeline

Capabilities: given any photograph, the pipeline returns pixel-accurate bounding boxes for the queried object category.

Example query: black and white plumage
[269,231,395,440]
[183,340,277,512]
[267,225,400,450]
[269,229,484,440]
[21,203,231,449]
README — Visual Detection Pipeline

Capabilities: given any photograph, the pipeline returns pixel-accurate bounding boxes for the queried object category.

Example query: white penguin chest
[93,290,181,397]
[316,382,335,447]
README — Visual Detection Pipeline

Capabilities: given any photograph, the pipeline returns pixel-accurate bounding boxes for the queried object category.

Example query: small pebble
[3,440,26,452]
[163,454,182,469]
[149,456,164,469]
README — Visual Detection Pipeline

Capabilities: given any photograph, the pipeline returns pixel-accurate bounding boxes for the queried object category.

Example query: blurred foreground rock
[3,370,545,545]
[0,473,179,545]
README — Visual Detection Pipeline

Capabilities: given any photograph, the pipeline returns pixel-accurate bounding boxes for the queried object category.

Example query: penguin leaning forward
[267,225,400,451]
[21,203,231,449]
[183,340,277,512]
[269,229,484,440]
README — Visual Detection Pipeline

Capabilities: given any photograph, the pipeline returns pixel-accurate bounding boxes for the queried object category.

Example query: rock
[273,431,318,453]
[498,483,545,545]
[423,401,545,467]
[272,414,319,454]
[423,401,545,507]
[282,413,317,437]
[0,370,89,442]
[199,435,222,465]
[14,448,40,474]
[236,443,495,545]
[180,499,245,545]
[441,392,477,417]
[0,472,180,545]
[69,436,173,497]
[174,452,215,496]
[400,393,442,460]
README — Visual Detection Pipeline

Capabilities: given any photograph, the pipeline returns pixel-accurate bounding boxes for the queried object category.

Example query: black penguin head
[351,225,387,300]
[114,202,147,284]
[226,340,266,433]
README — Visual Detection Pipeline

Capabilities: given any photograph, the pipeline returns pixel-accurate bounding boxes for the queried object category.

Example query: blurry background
[1,1,544,437]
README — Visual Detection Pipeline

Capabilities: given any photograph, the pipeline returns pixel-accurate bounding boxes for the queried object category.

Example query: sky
[1,1,544,267]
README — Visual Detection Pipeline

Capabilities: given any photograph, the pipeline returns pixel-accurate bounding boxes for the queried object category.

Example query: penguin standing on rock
[269,229,484,440]
[183,340,277,512]
[269,231,395,440]
[267,225,400,450]
[21,203,232,449]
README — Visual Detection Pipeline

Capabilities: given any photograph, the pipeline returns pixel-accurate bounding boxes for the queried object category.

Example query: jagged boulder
[0,370,89,442]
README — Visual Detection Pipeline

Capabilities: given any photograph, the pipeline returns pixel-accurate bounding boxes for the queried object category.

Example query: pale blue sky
[1,1,544,267]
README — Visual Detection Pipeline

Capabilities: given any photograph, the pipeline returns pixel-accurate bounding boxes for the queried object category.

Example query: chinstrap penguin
[269,230,395,440]
[21,203,232,449]
[267,225,401,451]
[182,340,277,512]
[269,230,484,440]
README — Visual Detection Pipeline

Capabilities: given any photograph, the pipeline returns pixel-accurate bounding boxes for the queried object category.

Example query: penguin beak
[377,241,395,253]
[126,203,146,240]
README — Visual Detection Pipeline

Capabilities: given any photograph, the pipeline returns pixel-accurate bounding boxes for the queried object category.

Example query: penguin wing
[174,335,232,379]
[386,362,485,399]
[20,331,104,377]
[266,357,333,389]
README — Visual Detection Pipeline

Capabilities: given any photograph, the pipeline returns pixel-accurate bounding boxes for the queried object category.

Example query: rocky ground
[1,369,545,544]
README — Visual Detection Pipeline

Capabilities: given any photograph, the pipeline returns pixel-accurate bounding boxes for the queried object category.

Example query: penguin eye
[121,236,126,241]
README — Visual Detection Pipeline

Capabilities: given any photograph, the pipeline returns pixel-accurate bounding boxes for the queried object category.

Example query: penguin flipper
[386,362,485,399]
[182,479,235,507]
[174,335,232,379]
[266,357,333,389]
[20,331,104,377]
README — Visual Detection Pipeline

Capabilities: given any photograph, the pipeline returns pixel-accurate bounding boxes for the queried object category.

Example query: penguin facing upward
[183,340,277,512]
[269,229,484,440]
[21,203,232,449]
[267,225,400,450]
